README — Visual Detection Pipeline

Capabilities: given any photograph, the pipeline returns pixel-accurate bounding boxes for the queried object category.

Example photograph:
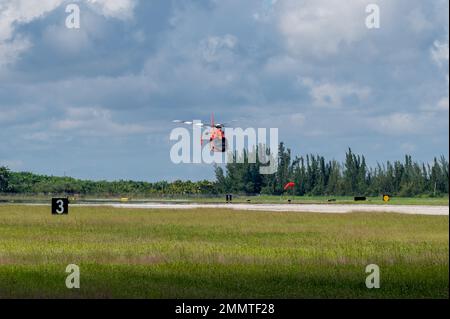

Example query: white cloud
[277,0,378,57]
[253,0,278,22]
[420,96,449,113]
[431,38,449,68]
[368,112,438,136]
[299,77,370,108]
[430,36,449,114]
[407,8,432,33]
[86,0,137,19]
[54,106,150,136]
[437,96,449,111]
[377,113,416,134]
[144,33,244,91]
[289,112,306,125]
[0,0,63,65]
[42,24,91,54]
[0,35,30,66]
[0,0,64,42]
[200,34,238,63]
[0,0,137,66]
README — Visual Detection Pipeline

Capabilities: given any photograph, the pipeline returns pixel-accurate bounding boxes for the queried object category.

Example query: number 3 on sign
[52,198,69,215]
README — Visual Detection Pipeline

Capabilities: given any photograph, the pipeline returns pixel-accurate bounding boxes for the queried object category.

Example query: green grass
[0,205,448,298]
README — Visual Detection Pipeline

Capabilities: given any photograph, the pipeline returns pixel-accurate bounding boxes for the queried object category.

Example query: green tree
[0,166,10,192]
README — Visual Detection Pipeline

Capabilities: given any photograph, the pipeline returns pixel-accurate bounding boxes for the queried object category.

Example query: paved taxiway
[84,203,449,216]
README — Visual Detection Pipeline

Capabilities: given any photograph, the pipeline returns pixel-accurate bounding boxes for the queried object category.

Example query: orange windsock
[284,182,295,190]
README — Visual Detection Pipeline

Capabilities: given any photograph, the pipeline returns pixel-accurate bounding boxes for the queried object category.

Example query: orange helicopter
[173,114,235,153]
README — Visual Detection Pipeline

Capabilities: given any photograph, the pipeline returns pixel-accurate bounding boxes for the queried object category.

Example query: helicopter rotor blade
[173,120,214,128]
[172,120,193,125]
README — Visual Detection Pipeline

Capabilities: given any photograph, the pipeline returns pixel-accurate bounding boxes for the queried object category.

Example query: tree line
[1,143,448,197]
[0,168,216,197]
[214,144,449,197]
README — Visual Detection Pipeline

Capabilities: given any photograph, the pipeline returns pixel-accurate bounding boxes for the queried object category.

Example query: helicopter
[173,114,236,153]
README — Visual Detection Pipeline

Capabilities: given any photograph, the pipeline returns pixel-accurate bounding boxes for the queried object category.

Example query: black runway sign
[52,198,69,215]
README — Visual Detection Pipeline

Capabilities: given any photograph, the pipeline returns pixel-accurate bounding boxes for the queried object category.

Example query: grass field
[0,205,448,298]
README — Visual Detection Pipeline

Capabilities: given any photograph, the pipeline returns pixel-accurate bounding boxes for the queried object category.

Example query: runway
[97,203,449,216]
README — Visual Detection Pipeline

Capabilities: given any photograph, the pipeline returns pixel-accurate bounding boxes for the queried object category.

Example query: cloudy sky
[0,0,448,181]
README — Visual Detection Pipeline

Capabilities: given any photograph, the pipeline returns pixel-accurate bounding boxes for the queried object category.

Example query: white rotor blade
[173,120,193,125]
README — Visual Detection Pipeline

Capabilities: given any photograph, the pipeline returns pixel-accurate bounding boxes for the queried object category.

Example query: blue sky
[0,0,448,181]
